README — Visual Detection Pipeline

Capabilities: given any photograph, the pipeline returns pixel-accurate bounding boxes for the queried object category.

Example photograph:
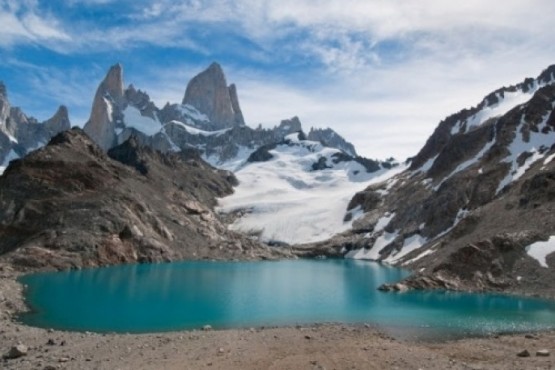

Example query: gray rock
[43,105,71,136]
[228,83,244,127]
[517,349,530,357]
[308,127,357,156]
[4,344,28,359]
[182,62,243,129]
[84,64,123,150]
[536,349,550,357]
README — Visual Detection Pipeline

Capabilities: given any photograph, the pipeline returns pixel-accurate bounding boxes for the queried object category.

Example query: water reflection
[19,260,555,337]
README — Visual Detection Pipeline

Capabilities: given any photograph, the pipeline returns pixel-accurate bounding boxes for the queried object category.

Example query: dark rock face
[0,128,288,271]
[228,83,245,127]
[312,156,331,171]
[182,62,244,129]
[247,143,277,163]
[0,82,70,168]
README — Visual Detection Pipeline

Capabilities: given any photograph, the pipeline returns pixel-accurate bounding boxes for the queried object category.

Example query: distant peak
[101,63,124,100]
[538,64,555,84]
[54,105,69,118]
[0,81,6,98]
[182,62,244,128]
[208,61,223,72]
[109,63,123,73]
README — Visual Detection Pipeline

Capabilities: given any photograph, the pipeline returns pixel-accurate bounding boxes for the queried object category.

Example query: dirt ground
[2,266,555,370]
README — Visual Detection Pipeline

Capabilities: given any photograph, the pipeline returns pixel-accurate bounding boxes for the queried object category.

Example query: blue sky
[1,0,554,160]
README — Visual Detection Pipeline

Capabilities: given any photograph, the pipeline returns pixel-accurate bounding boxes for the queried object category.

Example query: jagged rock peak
[0,81,9,123]
[308,127,358,157]
[228,83,245,127]
[53,105,69,120]
[0,81,6,98]
[277,116,302,132]
[43,105,71,134]
[83,64,124,151]
[538,64,555,84]
[182,62,245,129]
[102,63,124,101]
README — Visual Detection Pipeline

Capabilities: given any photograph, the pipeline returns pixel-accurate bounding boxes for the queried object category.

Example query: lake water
[19,259,555,338]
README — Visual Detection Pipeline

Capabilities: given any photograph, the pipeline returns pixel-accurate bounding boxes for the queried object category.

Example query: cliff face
[0,128,289,271]
[83,64,124,151]
[182,62,245,129]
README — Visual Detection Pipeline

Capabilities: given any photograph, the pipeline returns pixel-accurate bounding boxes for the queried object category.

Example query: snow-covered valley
[217,134,403,244]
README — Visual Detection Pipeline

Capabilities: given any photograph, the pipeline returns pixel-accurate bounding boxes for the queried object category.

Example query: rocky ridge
[0,128,289,271]
[83,62,366,167]
[307,127,358,157]
[299,64,555,297]
[0,82,70,172]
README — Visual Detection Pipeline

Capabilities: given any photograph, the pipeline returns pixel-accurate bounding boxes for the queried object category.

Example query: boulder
[4,344,28,359]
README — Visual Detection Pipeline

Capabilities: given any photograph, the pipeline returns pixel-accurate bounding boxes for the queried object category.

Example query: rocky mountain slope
[0,82,70,173]
[300,64,555,296]
[83,62,362,168]
[0,128,289,271]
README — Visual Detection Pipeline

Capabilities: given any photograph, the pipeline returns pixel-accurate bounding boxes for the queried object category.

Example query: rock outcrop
[0,128,290,271]
[182,62,244,129]
[83,64,125,151]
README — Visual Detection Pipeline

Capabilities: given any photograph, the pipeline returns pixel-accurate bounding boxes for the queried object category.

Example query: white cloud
[2,0,555,161]
[22,13,71,41]
[0,1,70,46]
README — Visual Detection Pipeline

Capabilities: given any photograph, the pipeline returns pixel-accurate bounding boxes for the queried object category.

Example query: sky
[0,0,554,161]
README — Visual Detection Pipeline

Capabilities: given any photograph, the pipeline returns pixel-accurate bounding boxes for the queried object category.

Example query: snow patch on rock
[496,114,555,194]
[122,106,161,136]
[345,231,400,261]
[385,234,428,264]
[526,236,555,268]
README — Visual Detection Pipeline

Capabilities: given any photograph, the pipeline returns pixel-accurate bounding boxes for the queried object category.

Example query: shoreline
[2,262,555,369]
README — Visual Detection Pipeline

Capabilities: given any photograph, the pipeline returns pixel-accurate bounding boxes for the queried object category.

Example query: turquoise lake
[18,259,555,338]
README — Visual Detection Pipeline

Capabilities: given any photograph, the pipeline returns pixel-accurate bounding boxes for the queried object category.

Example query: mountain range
[82,62,361,168]
[1,61,555,297]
